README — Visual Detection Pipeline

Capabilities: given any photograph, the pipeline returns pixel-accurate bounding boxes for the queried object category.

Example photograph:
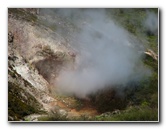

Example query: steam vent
[8,8,159,122]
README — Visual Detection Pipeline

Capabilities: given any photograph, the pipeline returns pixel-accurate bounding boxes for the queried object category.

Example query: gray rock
[8,32,14,43]
[58,109,68,116]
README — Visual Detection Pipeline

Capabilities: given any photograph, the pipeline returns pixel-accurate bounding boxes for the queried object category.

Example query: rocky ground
[8,8,99,121]
[8,8,158,121]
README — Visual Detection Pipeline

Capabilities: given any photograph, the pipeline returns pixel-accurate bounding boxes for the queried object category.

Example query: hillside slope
[8,8,158,121]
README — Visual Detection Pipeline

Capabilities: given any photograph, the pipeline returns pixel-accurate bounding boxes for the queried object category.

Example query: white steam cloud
[44,9,150,98]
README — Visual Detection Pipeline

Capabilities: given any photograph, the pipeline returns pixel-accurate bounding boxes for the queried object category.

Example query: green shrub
[109,106,158,121]
[94,106,158,121]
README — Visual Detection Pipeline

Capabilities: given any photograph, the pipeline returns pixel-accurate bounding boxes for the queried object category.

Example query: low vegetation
[8,82,44,121]
[94,105,158,121]
[8,8,38,23]
[38,113,68,121]
[8,8,158,121]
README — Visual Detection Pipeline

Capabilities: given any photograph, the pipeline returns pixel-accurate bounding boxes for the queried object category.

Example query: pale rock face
[14,60,49,92]
[8,8,76,121]
[58,109,68,116]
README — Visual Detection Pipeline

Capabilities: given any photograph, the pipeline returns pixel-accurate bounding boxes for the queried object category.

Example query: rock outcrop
[8,8,78,121]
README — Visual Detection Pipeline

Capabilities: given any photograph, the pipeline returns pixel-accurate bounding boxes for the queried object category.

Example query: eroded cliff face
[8,9,69,120]
[8,8,97,121]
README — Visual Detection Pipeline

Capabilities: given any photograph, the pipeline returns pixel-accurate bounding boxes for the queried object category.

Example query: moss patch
[8,81,44,121]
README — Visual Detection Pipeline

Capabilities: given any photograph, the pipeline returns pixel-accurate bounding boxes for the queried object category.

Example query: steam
[43,9,150,98]
[144,11,158,35]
